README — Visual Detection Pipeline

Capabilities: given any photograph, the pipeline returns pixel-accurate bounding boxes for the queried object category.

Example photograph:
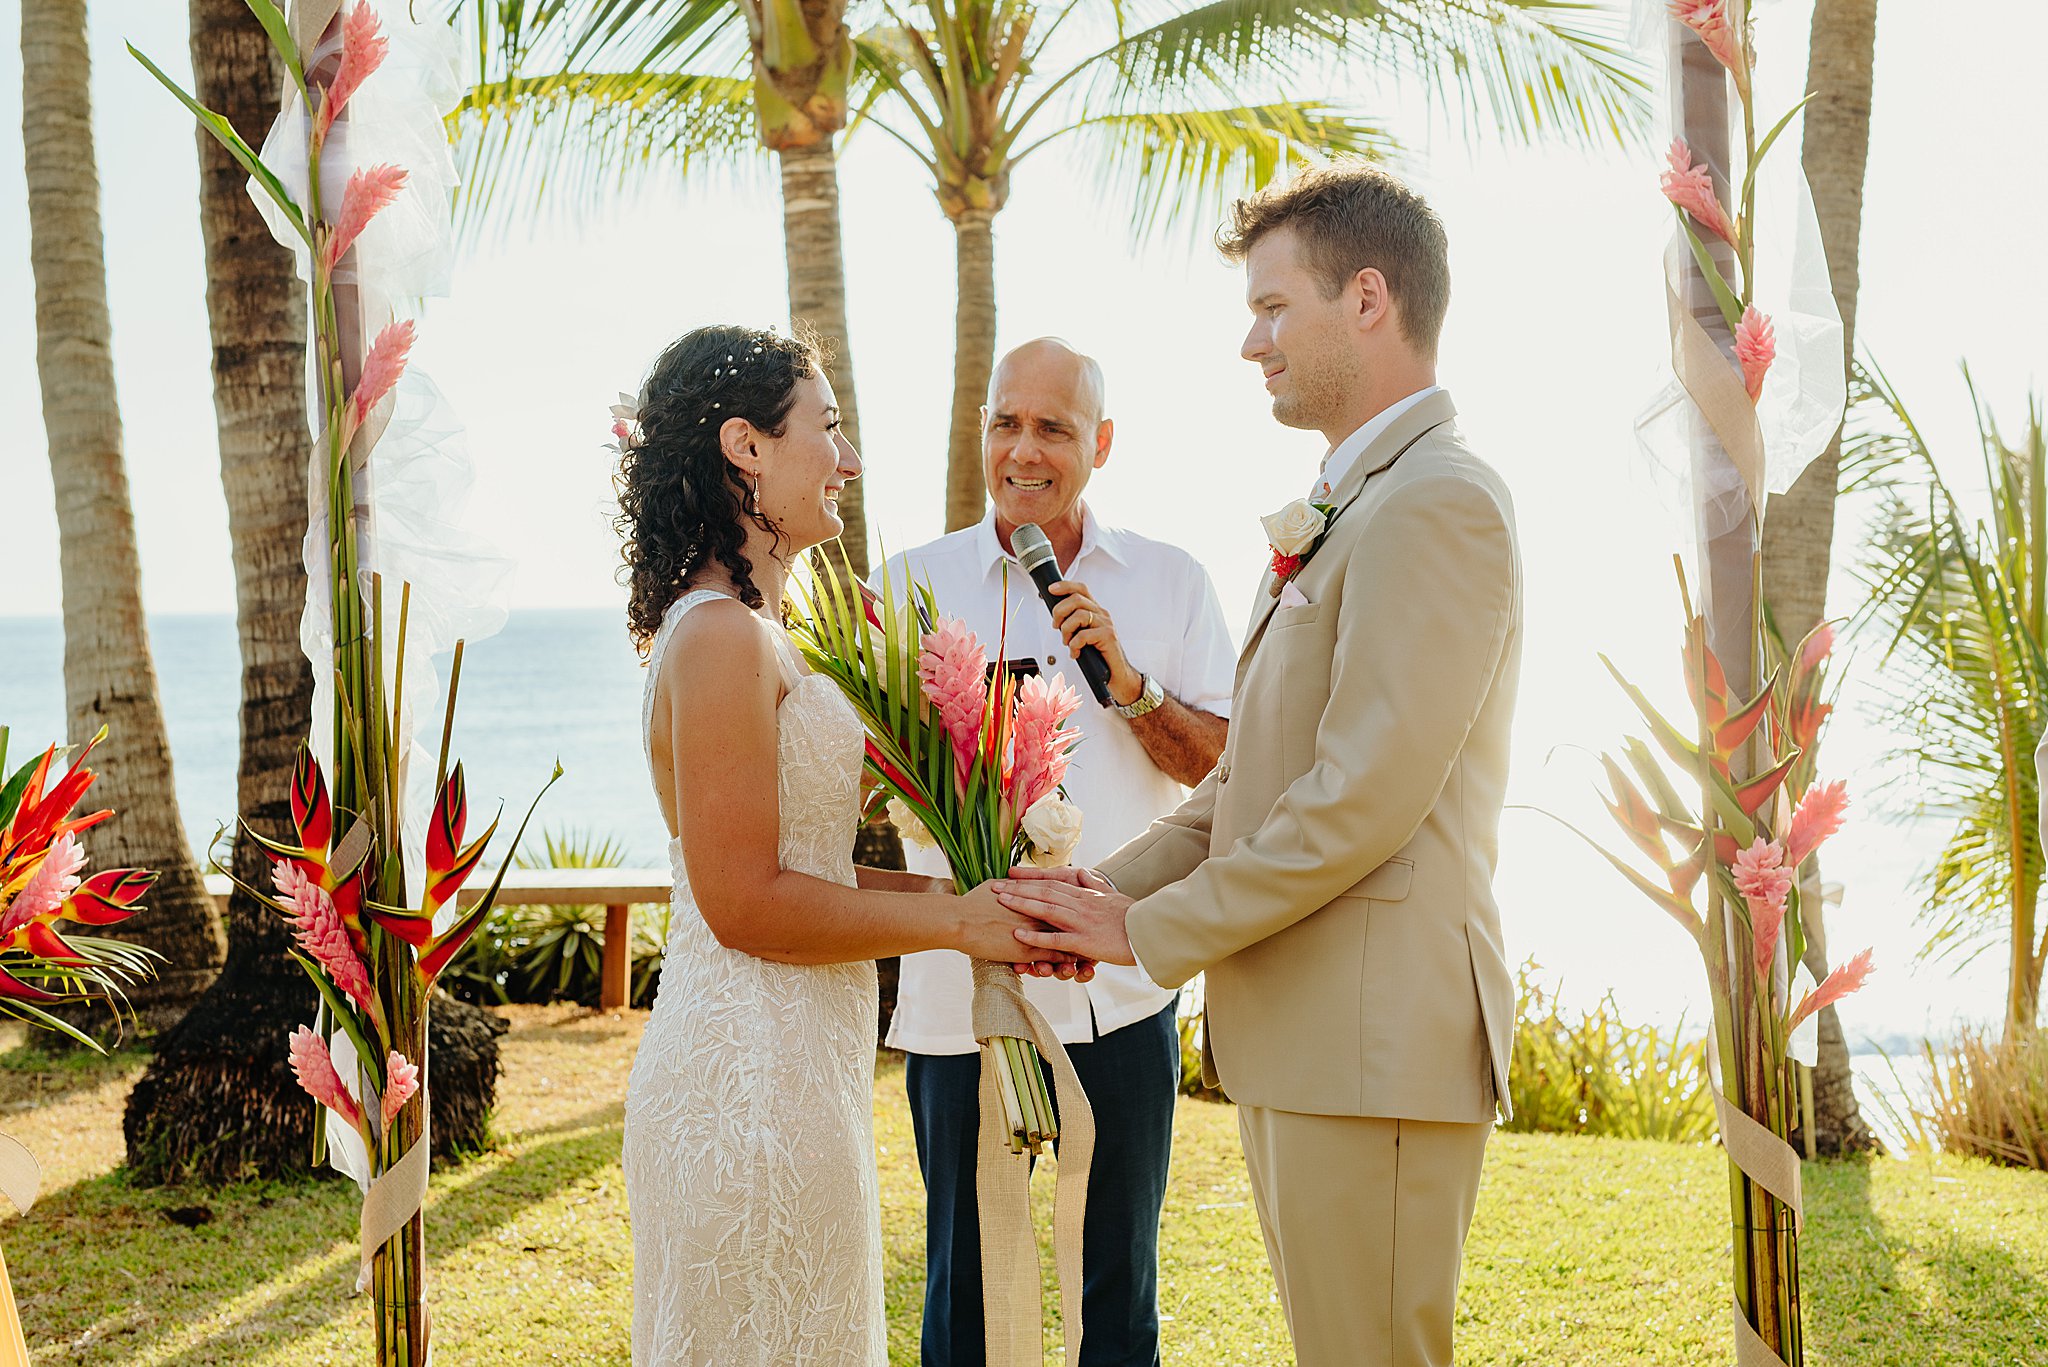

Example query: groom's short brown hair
[1218,163,1451,359]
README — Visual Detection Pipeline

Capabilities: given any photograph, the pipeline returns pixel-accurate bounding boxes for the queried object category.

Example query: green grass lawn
[1,1006,2042,1364]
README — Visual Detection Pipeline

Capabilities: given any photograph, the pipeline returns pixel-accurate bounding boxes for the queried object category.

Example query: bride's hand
[951,883,1091,979]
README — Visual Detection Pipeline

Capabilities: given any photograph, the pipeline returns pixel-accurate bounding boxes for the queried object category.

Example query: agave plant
[1846,364,2048,1043]
[0,727,161,1047]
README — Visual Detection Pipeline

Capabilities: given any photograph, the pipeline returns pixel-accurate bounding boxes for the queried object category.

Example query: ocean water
[0,610,669,866]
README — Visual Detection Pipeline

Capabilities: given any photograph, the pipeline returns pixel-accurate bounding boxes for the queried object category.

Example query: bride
[614,324,1072,1365]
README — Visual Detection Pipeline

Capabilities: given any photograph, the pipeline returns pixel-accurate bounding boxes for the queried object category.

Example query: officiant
[874,337,1235,1367]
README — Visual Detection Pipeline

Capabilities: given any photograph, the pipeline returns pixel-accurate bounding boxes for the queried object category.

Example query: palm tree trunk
[1763,0,1881,1155]
[22,0,223,1024]
[779,140,869,578]
[123,0,498,1182]
[945,208,997,532]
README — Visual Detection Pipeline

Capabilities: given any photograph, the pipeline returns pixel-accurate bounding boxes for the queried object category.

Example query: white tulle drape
[1628,0,1847,541]
[251,1,512,1188]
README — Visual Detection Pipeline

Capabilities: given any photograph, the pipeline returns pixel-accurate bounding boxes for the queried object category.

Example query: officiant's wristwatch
[1114,672,1165,719]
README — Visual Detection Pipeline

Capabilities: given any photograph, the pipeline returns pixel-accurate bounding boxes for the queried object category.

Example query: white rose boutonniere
[1261,497,1336,586]
[1020,795,1084,868]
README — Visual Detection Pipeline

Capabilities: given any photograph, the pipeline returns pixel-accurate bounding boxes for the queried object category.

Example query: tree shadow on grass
[0,1040,149,1109]
[1803,1155,2048,1365]
[13,1099,628,1365]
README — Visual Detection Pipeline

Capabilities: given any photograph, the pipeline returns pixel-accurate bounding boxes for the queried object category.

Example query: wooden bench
[205,868,672,1010]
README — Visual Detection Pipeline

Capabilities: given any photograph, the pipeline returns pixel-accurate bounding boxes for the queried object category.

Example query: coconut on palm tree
[22,0,225,1026]
[449,0,1649,534]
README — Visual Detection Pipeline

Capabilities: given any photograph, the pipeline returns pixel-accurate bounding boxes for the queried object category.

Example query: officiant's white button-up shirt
[875,507,1237,1054]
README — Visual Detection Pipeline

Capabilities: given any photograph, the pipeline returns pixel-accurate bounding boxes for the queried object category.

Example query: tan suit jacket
[1101,389,1520,1124]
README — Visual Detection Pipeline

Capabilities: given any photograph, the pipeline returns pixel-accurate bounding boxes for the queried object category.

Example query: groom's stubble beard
[1267,341,1353,434]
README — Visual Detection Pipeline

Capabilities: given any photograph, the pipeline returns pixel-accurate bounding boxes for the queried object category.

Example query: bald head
[987,338,1107,429]
[982,337,1115,556]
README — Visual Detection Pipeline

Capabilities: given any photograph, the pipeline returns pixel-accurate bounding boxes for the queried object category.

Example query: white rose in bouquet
[1260,498,1327,556]
[1020,795,1084,868]
[886,796,938,850]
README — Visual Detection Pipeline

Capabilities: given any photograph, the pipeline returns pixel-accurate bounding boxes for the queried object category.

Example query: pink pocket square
[1279,582,1310,609]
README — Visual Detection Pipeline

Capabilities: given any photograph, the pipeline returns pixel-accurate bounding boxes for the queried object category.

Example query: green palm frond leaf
[450,68,762,238]
[1053,100,1401,244]
[1082,0,1648,148]
[1848,364,2048,973]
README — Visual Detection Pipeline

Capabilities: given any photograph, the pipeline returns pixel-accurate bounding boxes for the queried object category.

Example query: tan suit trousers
[1238,1107,1491,1367]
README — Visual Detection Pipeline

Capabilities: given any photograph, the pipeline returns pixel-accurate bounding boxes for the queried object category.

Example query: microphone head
[1011,522,1057,574]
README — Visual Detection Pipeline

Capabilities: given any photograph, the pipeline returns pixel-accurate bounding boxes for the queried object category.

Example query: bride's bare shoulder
[656,595,779,702]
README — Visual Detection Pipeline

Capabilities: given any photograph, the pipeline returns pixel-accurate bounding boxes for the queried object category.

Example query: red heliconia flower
[321,164,408,278]
[316,3,390,143]
[63,866,156,926]
[290,747,333,854]
[1,737,110,866]
[1790,948,1875,1030]
[424,764,492,915]
[1796,621,1836,675]
[349,319,415,432]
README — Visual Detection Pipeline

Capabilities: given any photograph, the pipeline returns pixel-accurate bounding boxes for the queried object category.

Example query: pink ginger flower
[1736,306,1775,403]
[1659,139,1737,247]
[288,1025,364,1128]
[1733,838,1792,983]
[1785,779,1850,866]
[317,3,390,142]
[349,319,415,430]
[917,618,989,784]
[273,860,375,1014]
[322,164,408,276]
[1,832,86,934]
[1669,0,1748,89]
[1007,673,1083,811]
[1790,947,1875,1029]
[381,1050,420,1127]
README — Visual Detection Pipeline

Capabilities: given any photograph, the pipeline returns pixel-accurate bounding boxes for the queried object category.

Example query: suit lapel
[1235,390,1459,675]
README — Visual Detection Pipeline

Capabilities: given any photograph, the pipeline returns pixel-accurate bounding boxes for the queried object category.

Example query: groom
[998,164,1520,1367]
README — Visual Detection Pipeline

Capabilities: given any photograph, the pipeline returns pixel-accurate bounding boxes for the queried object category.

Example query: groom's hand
[995,878,1137,967]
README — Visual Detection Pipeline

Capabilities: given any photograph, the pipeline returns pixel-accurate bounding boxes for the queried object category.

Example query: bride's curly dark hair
[614,324,823,652]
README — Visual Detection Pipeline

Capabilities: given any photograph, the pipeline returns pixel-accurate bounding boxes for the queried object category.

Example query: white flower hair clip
[605,391,638,454]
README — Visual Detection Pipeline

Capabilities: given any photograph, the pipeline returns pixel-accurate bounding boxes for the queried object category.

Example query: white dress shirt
[873,506,1237,1053]
[1311,384,1444,499]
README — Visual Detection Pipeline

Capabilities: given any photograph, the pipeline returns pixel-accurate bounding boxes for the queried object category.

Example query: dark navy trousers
[905,996,1180,1367]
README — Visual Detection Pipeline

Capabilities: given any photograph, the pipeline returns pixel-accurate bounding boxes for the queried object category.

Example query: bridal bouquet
[790,554,1083,1155]
[0,726,160,1356]
[136,4,552,1362]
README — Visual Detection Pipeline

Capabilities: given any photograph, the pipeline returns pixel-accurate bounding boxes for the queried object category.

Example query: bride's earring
[749,473,761,515]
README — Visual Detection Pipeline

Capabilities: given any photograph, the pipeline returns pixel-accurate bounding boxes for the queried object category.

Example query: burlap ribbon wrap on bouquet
[969,959,1093,1367]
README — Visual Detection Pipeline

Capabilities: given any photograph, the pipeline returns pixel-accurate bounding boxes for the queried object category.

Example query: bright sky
[2,2,2043,1041]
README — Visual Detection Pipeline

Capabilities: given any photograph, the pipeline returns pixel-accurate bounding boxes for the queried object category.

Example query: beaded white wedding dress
[622,589,884,1365]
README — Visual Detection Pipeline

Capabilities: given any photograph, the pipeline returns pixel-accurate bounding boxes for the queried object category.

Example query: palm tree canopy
[1846,363,2048,973]
[450,0,1647,237]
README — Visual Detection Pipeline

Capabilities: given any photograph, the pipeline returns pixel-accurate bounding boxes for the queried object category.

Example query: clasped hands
[999,866,1136,981]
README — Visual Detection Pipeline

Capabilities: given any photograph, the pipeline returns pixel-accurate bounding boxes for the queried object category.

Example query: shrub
[1505,960,1716,1142]
[443,829,668,1009]
[1914,1027,2048,1169]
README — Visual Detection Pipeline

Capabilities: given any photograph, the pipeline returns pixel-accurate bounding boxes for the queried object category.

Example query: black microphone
[1011,522,1114,707]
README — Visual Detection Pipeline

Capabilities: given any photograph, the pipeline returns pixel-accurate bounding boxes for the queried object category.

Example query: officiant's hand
[995,876,1137,967]
[1047,579,1144,706]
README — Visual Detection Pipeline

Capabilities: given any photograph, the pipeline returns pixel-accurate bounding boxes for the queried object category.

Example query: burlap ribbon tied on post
[0,1132,42,1366]
[969,959,1093,1367]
